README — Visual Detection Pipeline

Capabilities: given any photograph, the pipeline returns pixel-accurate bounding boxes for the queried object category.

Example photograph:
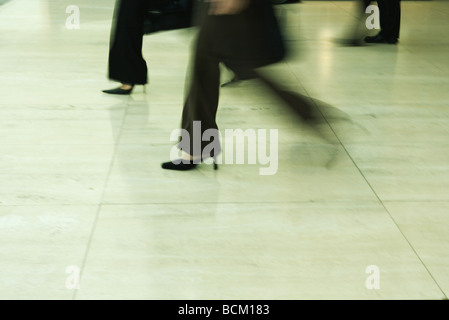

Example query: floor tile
[0,205,98,299]
[75,202,444,300]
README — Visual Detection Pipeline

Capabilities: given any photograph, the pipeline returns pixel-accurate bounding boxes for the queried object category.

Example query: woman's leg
[177,15,225,161]
[390,0,401,40]
[107,0,148,85]
[377,0,400,42]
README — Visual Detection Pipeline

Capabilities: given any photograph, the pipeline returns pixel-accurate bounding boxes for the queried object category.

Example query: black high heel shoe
[161,158,218,171]
[102,84,135,95]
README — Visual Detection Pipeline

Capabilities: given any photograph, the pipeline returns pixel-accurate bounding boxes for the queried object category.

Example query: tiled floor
[0,0,448,300]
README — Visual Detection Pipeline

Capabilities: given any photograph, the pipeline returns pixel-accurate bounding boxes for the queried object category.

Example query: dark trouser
[179,1,316,158]
[377,0,401,41]
[107,0,148,85]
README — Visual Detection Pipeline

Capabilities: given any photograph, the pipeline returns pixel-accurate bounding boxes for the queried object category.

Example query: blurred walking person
[161,0,325,171]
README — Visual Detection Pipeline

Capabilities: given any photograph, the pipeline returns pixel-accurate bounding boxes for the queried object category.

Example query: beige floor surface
[0,0,448,300]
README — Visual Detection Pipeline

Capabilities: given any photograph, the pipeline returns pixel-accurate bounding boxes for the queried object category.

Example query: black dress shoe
[102,86,134,95]
[161,158,218,171]
[364,34,398,44]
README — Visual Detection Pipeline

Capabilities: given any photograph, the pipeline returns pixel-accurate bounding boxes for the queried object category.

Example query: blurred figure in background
[365,0,401,44]
[162,0,325,171]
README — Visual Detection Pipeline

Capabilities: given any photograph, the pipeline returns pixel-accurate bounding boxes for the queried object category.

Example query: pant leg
[108,0,148,85]
[377,0,388,37]
[378,0,401,41]
[391,0,401,40]
[179,14,222,158]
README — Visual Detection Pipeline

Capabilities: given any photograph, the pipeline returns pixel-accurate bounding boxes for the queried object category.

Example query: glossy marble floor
[0,0,448,300]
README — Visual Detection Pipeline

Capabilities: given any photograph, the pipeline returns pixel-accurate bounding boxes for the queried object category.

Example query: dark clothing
[107,0,148,85]
[377,0,401,41]
[179,0,317,158]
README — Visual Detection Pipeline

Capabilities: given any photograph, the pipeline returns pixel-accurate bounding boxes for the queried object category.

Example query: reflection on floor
[0,0,448,300]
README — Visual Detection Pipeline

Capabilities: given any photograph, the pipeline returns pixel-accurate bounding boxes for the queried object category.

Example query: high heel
[161,157,218,171]
[102,84,135,95]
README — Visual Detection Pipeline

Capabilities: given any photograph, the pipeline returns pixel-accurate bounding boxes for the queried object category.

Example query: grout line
[71,95,134,300]
[2,200,449,208]
[288,63,448,299]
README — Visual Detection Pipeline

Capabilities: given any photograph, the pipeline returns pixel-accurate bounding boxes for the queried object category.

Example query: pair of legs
[103,0,149,95]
